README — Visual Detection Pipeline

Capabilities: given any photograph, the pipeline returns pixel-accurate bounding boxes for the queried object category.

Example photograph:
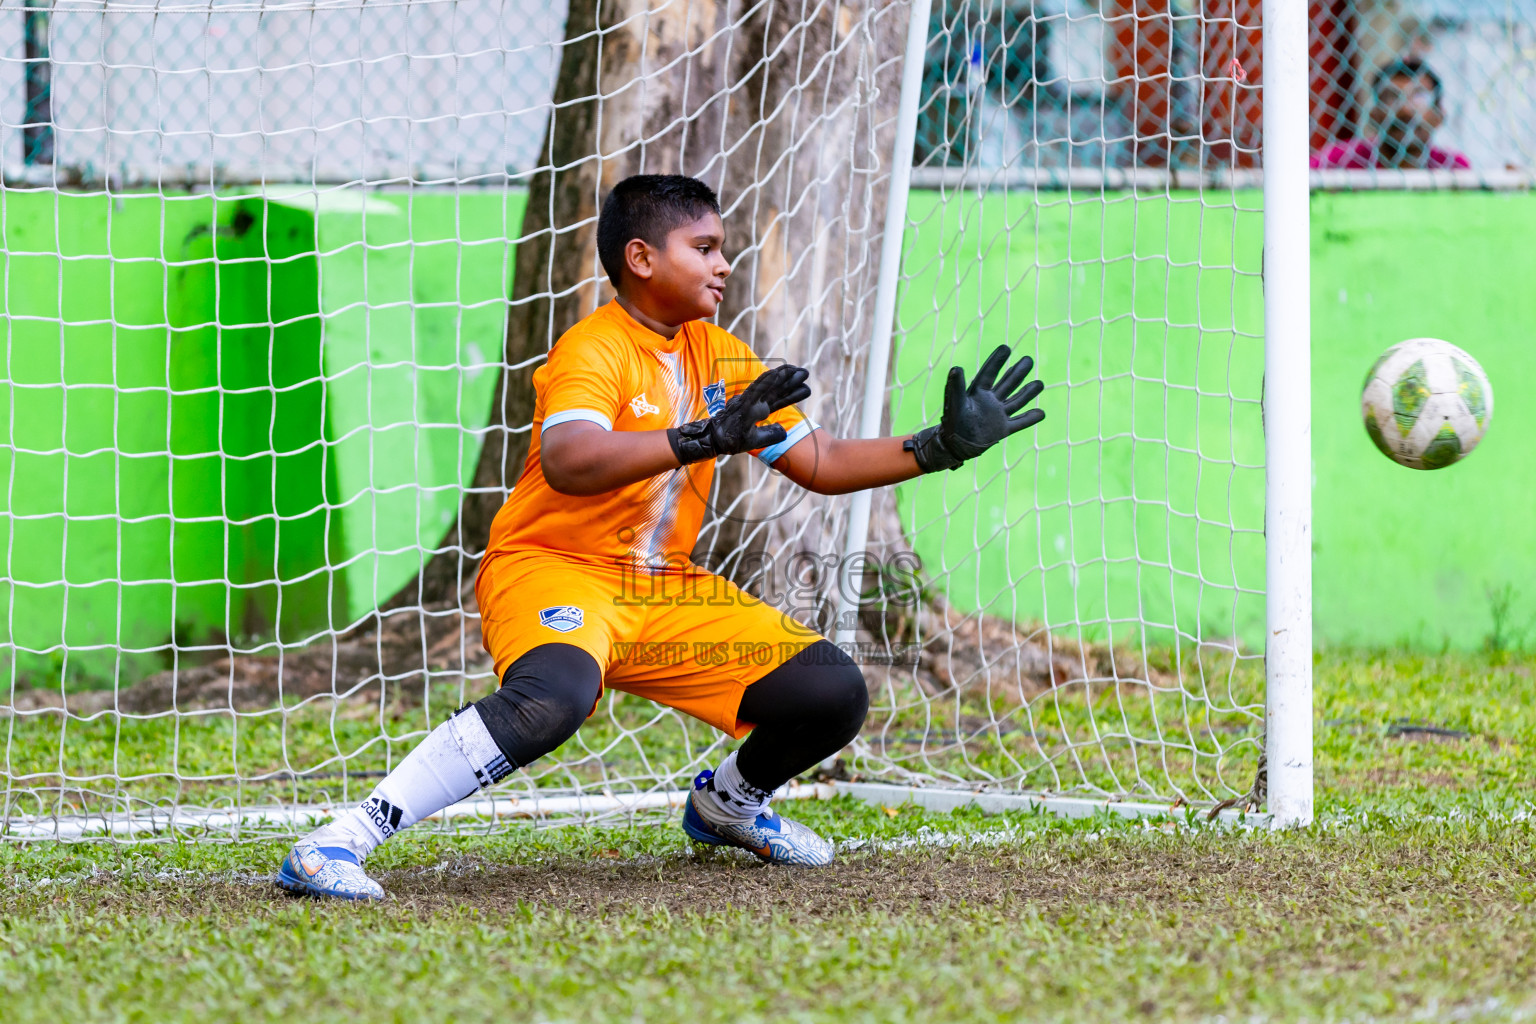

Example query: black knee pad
[741,639,869,738]
[471,643,603,770]
[803,640,869,740]
[734,639,870,792]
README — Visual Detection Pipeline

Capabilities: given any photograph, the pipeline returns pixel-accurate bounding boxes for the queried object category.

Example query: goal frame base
[3,780,1271,840]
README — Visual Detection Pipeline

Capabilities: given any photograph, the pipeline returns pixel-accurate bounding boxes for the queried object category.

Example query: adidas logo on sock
[474,753,513,787]
[708,777,763,815]
[362,796,404,838]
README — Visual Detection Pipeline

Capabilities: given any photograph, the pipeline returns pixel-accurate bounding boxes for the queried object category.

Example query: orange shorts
[475,551,826,738]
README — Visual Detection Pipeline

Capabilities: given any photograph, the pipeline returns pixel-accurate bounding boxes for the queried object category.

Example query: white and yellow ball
[1361,338,1493,471]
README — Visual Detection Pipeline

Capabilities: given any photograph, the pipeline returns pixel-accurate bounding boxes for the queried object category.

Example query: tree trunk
[691,0,910,636]
[390,0,913,637]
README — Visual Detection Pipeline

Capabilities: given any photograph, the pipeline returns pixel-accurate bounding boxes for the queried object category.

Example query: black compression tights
[470,640,868,793]
[733,640,868,789]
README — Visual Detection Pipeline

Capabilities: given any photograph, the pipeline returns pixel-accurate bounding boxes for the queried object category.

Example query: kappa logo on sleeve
[629,393,659,418]
[702,379,727,416]
[538,606,585,633]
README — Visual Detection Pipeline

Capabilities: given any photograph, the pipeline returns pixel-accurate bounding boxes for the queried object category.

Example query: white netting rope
[2,0,1522,839]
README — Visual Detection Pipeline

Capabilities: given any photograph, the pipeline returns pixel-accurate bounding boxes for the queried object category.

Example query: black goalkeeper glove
[667,363,812,465]
[904,344,1045,473]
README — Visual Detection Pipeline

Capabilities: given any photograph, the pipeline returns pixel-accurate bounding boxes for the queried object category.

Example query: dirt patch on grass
[34,828,1536,924]
[19,848,1053,919]
[371,843,1330,918]
[383,847,1050,917]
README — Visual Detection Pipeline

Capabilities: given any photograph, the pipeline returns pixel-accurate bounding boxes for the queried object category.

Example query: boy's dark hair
[1373,57,1443,110]
[596,175,722,287]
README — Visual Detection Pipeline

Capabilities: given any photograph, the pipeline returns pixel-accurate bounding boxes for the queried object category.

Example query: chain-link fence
[914,0,1536,180]
[7,0,1534,185]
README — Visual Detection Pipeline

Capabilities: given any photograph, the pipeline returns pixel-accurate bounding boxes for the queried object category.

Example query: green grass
[4,648,1536,1023]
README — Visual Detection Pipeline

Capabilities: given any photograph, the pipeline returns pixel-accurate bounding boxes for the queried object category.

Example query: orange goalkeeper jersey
[483,299,817,572]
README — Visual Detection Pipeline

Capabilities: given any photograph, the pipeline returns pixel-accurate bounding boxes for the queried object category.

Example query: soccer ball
[1360,338,1493,470]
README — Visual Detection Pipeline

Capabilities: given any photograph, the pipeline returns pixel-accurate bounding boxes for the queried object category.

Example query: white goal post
[0,0,1319,839]
[1259,0,1313,828]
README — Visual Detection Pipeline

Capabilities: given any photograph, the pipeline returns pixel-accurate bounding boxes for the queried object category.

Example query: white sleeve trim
[543,408,613,432]
[757,420,818,466]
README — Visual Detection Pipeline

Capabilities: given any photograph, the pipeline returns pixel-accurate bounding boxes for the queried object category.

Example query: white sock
[306,705,511,862]
[697,750,773,824]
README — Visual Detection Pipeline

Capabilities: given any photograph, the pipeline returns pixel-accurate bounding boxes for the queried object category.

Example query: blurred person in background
[1312,57,1470,170]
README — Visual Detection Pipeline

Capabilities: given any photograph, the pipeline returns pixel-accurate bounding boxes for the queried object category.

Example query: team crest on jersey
[703,379,727,416]
[538,605,585,633]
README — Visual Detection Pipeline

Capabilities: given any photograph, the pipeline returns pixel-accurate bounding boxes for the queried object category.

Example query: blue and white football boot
[682,769,835,867]
[274,838,386,900]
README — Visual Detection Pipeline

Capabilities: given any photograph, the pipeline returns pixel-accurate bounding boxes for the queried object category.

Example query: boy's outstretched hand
[669,363,812,465]
[905,344,1045,473]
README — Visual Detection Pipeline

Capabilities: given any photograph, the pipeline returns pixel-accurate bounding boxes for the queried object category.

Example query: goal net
[0,0,1405,839]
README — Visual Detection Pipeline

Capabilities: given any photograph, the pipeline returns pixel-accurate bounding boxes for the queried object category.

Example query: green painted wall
[0,189,517,687]
[0,185,1526,688]
[0,191,318,686]
[893,189,1536,652]
[892,190,1267,651]
[282,188,519,620]
[1308,193,1536,650]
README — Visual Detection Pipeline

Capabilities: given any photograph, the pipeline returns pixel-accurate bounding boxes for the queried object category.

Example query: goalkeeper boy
[276,174,1045,899]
